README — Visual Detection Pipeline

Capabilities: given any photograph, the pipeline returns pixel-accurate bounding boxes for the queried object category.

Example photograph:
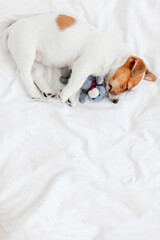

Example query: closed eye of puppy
[2,13,156,105]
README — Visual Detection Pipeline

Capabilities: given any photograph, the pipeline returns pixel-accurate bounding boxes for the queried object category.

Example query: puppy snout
[112,99,119,104]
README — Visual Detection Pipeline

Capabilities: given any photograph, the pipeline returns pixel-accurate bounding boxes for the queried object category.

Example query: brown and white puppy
[2,13,156,105]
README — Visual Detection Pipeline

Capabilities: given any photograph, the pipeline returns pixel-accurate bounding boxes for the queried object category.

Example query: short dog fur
[2,13,156,105]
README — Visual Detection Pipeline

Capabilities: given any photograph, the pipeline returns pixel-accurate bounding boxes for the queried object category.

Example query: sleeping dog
[2,13,156,105]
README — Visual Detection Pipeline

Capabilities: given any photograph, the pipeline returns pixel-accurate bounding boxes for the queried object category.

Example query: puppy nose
[113,99,119,104]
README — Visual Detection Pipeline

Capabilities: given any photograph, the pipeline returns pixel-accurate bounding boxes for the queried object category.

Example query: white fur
[2,13,135,102]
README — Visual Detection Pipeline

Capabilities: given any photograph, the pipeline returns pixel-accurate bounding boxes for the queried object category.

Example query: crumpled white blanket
[0,1,160,240]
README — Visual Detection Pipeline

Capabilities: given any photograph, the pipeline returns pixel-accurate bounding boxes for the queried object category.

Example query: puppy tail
[0,18,16,51]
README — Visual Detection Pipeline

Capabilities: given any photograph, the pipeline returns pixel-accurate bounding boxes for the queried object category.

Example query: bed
[0,0,160,239]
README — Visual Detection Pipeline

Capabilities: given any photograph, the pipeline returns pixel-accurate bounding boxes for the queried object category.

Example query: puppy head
[106,56,156,103]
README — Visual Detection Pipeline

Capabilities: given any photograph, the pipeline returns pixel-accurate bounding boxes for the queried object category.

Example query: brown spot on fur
[56,14,76,31]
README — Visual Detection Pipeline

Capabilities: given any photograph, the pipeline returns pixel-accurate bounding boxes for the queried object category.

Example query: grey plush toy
[59,67,106,103]
[59,67,72,84]
[78,75,106,103]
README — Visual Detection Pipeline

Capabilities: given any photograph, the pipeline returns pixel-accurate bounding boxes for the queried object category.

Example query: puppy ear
[127,56,146,79]
[144,69,156,82]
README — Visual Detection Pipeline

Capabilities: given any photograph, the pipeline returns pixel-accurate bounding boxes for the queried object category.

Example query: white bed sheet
[0,1,160,239]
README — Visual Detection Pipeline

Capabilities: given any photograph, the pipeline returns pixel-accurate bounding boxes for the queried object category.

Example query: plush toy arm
[96,76,104,85]
[92,86,106,101]
[82,75,95,90]
[79,90,87,103]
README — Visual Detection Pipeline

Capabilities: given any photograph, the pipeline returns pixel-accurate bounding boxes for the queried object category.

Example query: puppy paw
[59,89,72,103]
[43,92,47,98]
[43,92,56,98]
[30,90,42,99]
[67,99,73,107]
[57,89,63,102]
[67,98,77,107]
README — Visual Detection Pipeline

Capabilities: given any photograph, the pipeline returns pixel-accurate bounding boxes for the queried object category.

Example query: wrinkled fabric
[0,1,160,240]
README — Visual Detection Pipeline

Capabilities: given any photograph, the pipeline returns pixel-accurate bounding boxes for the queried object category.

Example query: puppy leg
[59,60,91,103]
[18,65,42,99]
[32,63,55,98]
[67,90,80,107]
[8,41,41,98]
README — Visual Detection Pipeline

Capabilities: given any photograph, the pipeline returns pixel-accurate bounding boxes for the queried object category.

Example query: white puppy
[2,13,156,105]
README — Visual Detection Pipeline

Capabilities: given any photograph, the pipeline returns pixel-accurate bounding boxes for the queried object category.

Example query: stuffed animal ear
[96,76,104,85]
[144,69,156,82]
